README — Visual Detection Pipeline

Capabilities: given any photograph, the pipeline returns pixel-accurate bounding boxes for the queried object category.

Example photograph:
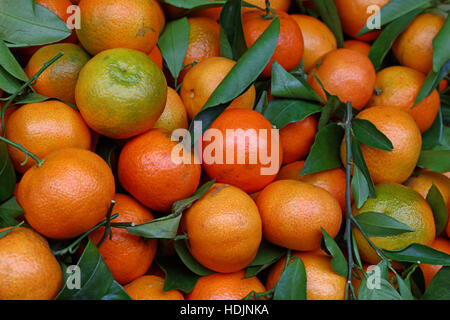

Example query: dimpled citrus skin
[5,101,92,174]
[353,183,436,265]
[182,184,262,273]
[308,49,376,110]
[76,0,161,55]
[89,194,157,285]
[393,14,445,74]
[266,251,346,300]
[344,40,371,56]
[186,271,266,300]
[180,57,256,120]
[256,180,342,251]
[125,275,184,300]
[118,129,201,212]
[75,48,167,139]
[0,227,62,300]
[17,148,115,239]
[367,66,440,133]
[153,87,188,132]
[405,170,450,206]
[291,14,337,72]
[341,106,422,185]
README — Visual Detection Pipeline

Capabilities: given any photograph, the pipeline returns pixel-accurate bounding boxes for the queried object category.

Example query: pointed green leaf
[421,267,450,300]
[313,0,344,48]
[383,243,450,266]
[321,228,348,277]
[174,240,215,276]
[0,142,16,203]
[418,150,450,173]
[354,211,415,237]
[273,257,307,300]
[219,0,247,60]
[425,184,448,236]
[432,16,450,73]
[263,98,321,129]
[352,118,393,151]
[157,256,199,293]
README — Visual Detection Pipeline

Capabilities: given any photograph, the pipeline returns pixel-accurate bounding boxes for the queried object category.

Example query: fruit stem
[263,0,275,20]
[0,135,44,167]
[1,52,64,137]
[97,200,116,248]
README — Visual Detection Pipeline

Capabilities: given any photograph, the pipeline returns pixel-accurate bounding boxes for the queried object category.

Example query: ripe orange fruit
[186,270,266,300]
[344,40,371,56]
[256,179,342,251]
[152,0,166,34]
[393,14,445,74]
[244,0,291,12]
[181,183,262,273]
[279,115,318,165]
[405,170,450,205]
[353,183,436,265]
[148,45,163,71]
[118,129,201,212]
[178,17,221,81]
[334,0,390,42]
[180,57,256,120]
[75,48,167,139]
[266,250,346,300]
[419,238,450,287]
[76,0,161,55]
[367,66,441,133]
[340,106,422,184]
[291,14,337,72]
[308,48,376,110]
[439,79,448,92]
[17,148,115,239]
[190,0,222,21]
[201,108,283,194]
[153,87,188,132]
[89,194,157,285]
[125,275,185,300]
[0,227,62,300]
[242,10,304,78]
[5,101,92,174]
[25,43,90,104]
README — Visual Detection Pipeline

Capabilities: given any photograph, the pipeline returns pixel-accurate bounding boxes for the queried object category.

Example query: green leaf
[254,90,268,114]
[368,8,424,70]
[158,18,190,81]
[101,281,132,301]
[321,228,348,277]
[163,0,226,9]
[219,0,247,60]
[312,0,344,48]
[174,240,215,276]
[301,122,344,175]
[425,184,448,236]
[0,196,23,228]
[383,243,450,266]
[0,66,21,93]
[157,256,199,293]
[0,221,23,240]
[351,140,376,198]
[125,212,182,240]
[270,62,321,101]
[432,16,450,73]
[219,26,233,59]
[352,233,363,269]
[357,0,432,37]
[95,136,118,169]
[0,142,16,203]
[262,98,321,129]
[352,165,371,209]
[318,95,343,130]
[422,109,443,150]
[0,40,28,81]
[13,92,49,104]
[352,118,393,151]
[245,240,285,278]
[171,179,215,215]
[415,60,450,106]
[358,278,403,300]
[417,150,450,173]
[0,0,72,47]
[188,104,228,144]
[273,257,307,300]
[391,270,415,300]
[421,267,450,300]
[354,211,415,237]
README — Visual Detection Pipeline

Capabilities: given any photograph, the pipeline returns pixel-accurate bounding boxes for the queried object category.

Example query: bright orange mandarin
[334,0,390,42]
[89,194,157,285]
[153,87,189,132]
[152,0,166,34]
[178,17,221,81]
[245,0,291,12]
[0,227,62,300]
[148,45,163,71]
[419,238,450,287]
[25,43,90,104]
[266,251,346,300]
[17,148,115,239]
[393,13,445,74]
[187,271,266,300]
[118,129,201,212]
[256,180,342,251]
[280,115,318,165]
[341,106,422,184]
[180,57,256,120]
[182,184,262,273]
[76,0,161,55]
[344,40,371,56]
[367,66,440,133]
[202,108,283,194]
[243,10,304,78]
[308,49,376,110]
[440,80,448,92]
[291,14,337,72]
[5,101,91,174]
[190,0,222,21]
[125,275,185,300]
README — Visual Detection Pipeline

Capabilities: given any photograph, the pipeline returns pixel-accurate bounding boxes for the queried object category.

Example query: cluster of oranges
[0,0,449,301]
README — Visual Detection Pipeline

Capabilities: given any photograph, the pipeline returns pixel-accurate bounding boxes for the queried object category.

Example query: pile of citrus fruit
[0,0,449,301]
